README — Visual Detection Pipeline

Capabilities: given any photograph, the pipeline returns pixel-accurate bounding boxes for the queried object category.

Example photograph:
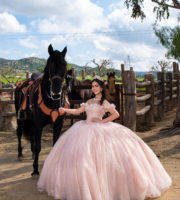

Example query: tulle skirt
[37,121,172,200]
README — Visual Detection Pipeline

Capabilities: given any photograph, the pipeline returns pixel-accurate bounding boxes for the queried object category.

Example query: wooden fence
[0,62,179,131]
[124,62,180,131]
[0,87,16,130]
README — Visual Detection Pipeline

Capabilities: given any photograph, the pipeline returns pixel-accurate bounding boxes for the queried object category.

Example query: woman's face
[92,81,102,96]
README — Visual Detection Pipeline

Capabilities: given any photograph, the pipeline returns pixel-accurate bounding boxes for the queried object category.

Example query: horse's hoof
[18,155,23,161]
[31,171,39,177]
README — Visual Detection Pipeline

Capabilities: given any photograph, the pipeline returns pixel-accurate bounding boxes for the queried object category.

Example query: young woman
[37,75,171,200]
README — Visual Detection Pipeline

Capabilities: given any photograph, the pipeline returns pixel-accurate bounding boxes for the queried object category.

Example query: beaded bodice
[81,99,115,122]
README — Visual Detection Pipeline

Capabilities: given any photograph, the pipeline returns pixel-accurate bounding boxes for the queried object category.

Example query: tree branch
[173,0,180,7]
[152,0,180,9]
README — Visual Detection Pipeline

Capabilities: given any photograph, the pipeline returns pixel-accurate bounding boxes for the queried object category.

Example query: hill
[0,57,153,78]
[0,57,122,76]
[0,57,46,73]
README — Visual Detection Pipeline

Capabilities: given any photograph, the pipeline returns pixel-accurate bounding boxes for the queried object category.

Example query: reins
[38,82,69,122]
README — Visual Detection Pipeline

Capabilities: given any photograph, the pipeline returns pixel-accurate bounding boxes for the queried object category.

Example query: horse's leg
[17,120,23,159]
[30,135,35,159]
[31,129,42,176]
[53,117,63,145]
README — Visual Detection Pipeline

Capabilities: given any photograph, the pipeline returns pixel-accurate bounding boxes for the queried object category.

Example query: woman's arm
[101,107,119,122]
[59,105,85,115]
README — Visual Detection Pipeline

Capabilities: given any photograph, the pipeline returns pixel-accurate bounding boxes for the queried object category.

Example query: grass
[0,76,26,84]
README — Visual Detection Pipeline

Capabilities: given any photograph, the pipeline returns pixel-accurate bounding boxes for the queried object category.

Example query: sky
[0,0,179,71]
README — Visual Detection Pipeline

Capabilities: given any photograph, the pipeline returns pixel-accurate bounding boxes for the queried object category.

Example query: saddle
[16,73,70,122]
[16,73,43,120]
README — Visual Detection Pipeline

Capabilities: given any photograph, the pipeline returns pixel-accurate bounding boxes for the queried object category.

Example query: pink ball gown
[37,99,171,200]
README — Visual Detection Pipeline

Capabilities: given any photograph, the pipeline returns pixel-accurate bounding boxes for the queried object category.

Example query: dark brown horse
[15,44,68,176]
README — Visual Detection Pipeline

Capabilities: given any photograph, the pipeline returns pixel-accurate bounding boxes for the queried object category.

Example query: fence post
[166,72,173,111]
[123,70,136,131]
[82,69,85,80]
[0,80,2,90]
[121,64,124,82]
[157,72,165,120]
[177,63,180,100]
[71,68,75,77]
[26,72,30,80]
[0,81,2,129]
[144,73,154,125]
[173,62,180,101]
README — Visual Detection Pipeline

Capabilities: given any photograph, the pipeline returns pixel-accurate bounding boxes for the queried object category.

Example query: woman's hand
[91,118,102,123]
[59,107,66,114]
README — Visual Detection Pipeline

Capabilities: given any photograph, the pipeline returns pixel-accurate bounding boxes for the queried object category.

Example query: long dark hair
[91,78,106,105]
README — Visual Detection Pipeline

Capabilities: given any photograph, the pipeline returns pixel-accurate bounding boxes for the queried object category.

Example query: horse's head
[44,44,67,99]
[65,69,74,93]
[107,72,116,96]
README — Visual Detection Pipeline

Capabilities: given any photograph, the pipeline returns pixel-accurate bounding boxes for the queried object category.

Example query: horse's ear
[61,46,67,58]
[67,69,72,75]
[48,44,54,56]
[69,69,72,74]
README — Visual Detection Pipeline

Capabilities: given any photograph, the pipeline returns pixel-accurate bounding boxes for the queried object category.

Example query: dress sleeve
[103,102,116,112]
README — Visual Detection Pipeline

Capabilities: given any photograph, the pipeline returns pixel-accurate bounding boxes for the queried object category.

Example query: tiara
[93,75,104,82]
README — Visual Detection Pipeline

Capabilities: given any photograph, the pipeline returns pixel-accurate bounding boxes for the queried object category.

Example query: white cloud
[92,34,166,71]
[24,53,37,58]
[66,55,72,63]
[34,4,108,34]
[19,37,38,48]
[0,0,109,34]
[0,12,26,33]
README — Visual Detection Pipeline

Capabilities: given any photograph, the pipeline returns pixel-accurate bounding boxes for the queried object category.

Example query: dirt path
[0,108,180,200]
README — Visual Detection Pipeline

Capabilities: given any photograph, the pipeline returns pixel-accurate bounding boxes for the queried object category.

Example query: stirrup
[18,110,27,120]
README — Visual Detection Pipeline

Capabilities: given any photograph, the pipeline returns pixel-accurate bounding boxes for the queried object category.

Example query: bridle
[48,67,65,101]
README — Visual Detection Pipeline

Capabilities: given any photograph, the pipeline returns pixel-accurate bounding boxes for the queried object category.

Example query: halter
[38,83,69,122]
[48,67,65,100]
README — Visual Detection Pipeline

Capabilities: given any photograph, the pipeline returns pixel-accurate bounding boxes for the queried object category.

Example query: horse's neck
[41,77,64,108]
[41,76,50,94]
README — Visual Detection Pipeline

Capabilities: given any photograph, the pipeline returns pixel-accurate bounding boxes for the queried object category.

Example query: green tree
[125,0,180,20]
[154,26,180,60]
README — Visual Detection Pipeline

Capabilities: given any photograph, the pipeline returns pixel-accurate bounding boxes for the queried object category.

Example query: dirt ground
[0,108,180,200]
